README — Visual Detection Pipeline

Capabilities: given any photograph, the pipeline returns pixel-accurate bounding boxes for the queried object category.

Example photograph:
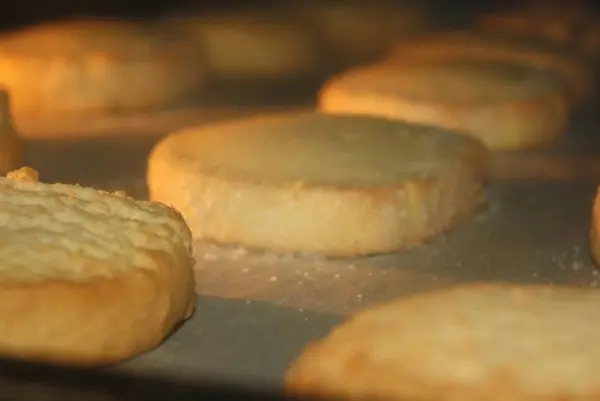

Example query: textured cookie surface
[387,30,594,103]
[0,167,196,365]
[0,19,206,116]
[147,112,488,256]
[319,60,569,150]
[165,10,319,80]
[286,283,600,401]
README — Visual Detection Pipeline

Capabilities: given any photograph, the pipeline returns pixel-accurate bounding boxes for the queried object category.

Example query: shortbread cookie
[387,30,595,103]
[289,1,430,65]
[319,61,569,150]
[590,186,600,266]
[286,283,600,401]
[0,19,206,116]
[147,112,488,257]
[164,10,320,80]
[0,91,22,174]
[0,167,196,365]
[477,5,600,58]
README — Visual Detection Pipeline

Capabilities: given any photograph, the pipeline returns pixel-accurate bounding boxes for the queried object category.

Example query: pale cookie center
[363,291,600,393]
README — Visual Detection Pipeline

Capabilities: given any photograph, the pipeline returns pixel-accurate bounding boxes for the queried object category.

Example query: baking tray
[12,78,600,390]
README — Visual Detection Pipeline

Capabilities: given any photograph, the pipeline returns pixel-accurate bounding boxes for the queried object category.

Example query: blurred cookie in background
[319,60,570,150]
[162,7,323,83]
[0,18,208,118]
[386,30,596,105]
[477,1,600,59]
[284,0,433,68]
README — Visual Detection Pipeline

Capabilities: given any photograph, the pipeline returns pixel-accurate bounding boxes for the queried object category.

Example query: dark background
[3,0,600,33]
[0,0,526,31]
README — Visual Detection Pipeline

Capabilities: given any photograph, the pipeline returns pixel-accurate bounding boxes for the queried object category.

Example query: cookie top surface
[287,284,600,400]
[325,60,564,102]
[153,112,485,187]
[0,168,192,282]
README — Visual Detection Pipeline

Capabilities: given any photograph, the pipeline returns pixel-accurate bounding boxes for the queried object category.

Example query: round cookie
[477,4,600,58]
[318,61,569,150]
[147,112,488,257]
[0,167,196,365]
[0,90,22,175]
[387,30,595,104]
[286,283,600,401]
[0,18,207,116]
[288,0,430,66]
[164,10,320,81]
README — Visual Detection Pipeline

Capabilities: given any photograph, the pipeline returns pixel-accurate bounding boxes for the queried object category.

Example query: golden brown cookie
[0,19,207,116]
[0,167,196,365]
[319,60,569,150]
[387,30,595,104]
[477,3,600,59]
[288,0,430,65]
[286,283,600,401]
[147,112,488,257]
[163,10,320,81]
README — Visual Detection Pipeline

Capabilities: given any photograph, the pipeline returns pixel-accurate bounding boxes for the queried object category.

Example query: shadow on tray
[0,356,332,401]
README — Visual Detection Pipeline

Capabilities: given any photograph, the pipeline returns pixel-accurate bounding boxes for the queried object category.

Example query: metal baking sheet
[18,88,600,389]
[118,296,342,389]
